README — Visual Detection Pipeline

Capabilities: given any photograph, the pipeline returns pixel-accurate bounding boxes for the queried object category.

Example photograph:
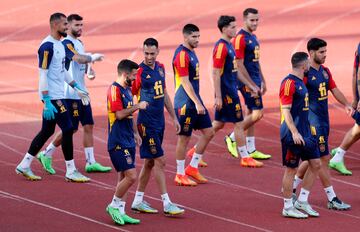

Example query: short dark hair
[50,12,66,23]
[291,52,308,68]
[243,8,258,17]
[67,14,83,22]
[307,38,327,52]
[143,38,158,48]
[182,24,199,35]
[217,15,236,32]
[117,59,139,75]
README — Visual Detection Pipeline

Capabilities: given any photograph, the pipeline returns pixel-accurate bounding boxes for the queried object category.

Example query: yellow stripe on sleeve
[111,86,117,102]
[235,35,242,50]
[216,43,224,59]
[66,43,78,55]
[180,51,186,68]
[284,80,292,96]
[41,51,49,69]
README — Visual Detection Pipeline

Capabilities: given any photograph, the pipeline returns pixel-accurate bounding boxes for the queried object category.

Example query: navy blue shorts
[281,136,320,168]
[137,124,164,159]
[65,99,94,130]
[352,111,360,125]
[109,146,136,172]
[239,85,263,110]
[215,95,243,123]
[310,125,329,157]
[175,108,212,136]
[44,99,73,133]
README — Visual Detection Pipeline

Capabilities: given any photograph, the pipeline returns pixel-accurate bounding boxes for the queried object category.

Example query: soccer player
[173,24,215,186]
[225,8,271,160]
[330,42,360,175]
[37,14,111,175]
[280,52,321,218]
[200,15,263,167]
[292,38,351,210]
[15,13,90,182]
[130,38,184,215]
[106,59,147,225]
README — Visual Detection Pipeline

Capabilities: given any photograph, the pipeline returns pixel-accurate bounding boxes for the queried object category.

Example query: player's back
[280,74,310,141]
[38,35,66,100]
[172,45,202,109]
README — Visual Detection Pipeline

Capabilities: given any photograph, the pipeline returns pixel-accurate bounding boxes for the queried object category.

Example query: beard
[314,56,325,65]
[125,77,132,86]
[58,31,67,37]
[72,29,81,37]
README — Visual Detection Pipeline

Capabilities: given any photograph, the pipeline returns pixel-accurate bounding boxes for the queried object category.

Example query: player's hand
[73,83,90,105]
[292,132,305,146]
[214,96,222,111]
[261,81,267,95]
[134,132,142,146]
[250,85,260,97]
[43,95,58,120]
[357,101,360,112]
[345,104,355,116]
[351,99,358,109]
[87,66,96,80]
[90,53,104,62]
[174,119,181,134]
[138,101,148,110]
[195,102,206,115]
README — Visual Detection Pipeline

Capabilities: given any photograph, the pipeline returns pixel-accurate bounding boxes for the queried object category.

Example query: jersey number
[253,46,260,61]
[304,93,309,108]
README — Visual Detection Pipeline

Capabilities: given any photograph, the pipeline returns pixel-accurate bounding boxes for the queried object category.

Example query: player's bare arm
[115,101,148,120]
[164,89,181,133]
[72,53,104,64]
[330,87,354,116]
[212,68,222,111]
[236,59,260,95]
[259,63,267,95]
[282,105,305,145]
[180,75,205,114]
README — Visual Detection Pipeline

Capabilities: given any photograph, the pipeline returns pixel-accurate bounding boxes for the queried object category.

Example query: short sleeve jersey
[304,65,337,127]
[213,38,238,98]
[107,82,135,150]
[38,35,66,100]
[280,74,311,140]
[172,45,203,109]
[62,35,87,99]
[132,61,166,129]
[233,29,261,86]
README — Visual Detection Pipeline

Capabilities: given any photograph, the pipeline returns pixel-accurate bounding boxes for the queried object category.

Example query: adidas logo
[146,75,151,79]
[312,76,316,80]
[299,86,302,90]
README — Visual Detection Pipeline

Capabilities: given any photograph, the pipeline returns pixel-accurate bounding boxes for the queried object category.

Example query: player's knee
[204,128,215,140]
[252,110,263,121]
[320,155,330,166]
[155,157,166,169]
[126,172,137,184]
[310,160,321,171]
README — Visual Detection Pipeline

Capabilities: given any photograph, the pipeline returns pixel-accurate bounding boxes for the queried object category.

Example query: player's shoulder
[156,61,165,69]
[38,40,54,52]
[62,38,74,46]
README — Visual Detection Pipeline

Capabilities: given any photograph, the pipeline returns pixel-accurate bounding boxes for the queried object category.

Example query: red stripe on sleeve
[132,67,143,95]
[107,85,123,112]
[280,79,295,105]
[173,50,189,77]
[213,42,228,69]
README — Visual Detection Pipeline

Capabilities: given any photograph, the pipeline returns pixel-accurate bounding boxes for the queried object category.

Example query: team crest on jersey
[319,144,326,152]
[56,100,63,107]
[322,70,329,79]
[158,68,165,77]
[150,146,157,154]
[249,40,252,44]
[255,99,261,106]
[72,102,78,110]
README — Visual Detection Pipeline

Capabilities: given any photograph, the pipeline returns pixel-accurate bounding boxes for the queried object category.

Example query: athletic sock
[293,175,303,191]
[65,159,76,174]
[324,186,336,201]
[84,147,96,164]
[331,147,346,163]
[238,145,249,158]
[118,201,126,215]
[298,188,310,202]
[284,198,293,209]
[189,153,202,168]
[110,195,122,208]
[161,193,171,207]
[246,136,256,153]
[44,143,56,158]
[19,153,34,169]
[176,160,185,175]
[132,191,144,205]
[229,132,235,141]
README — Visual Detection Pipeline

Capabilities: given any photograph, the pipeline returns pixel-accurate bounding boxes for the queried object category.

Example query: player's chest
[120,89,134,108]
[307,71,330,94]
[53,43,66,61]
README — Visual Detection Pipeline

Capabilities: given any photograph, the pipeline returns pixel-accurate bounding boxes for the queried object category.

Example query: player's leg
[330,123,360,175]
[80,102,111,172]
[16,117,56,180]
[281,143,308,218]
[107,147,140,224]
[55,100,89,182]
[37,131,62,174]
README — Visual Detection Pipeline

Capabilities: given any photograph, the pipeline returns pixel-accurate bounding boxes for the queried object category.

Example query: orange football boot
[185,166,208,183]
[186,147,208,167]
[240,157,263,168]
[174,174,197,186]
